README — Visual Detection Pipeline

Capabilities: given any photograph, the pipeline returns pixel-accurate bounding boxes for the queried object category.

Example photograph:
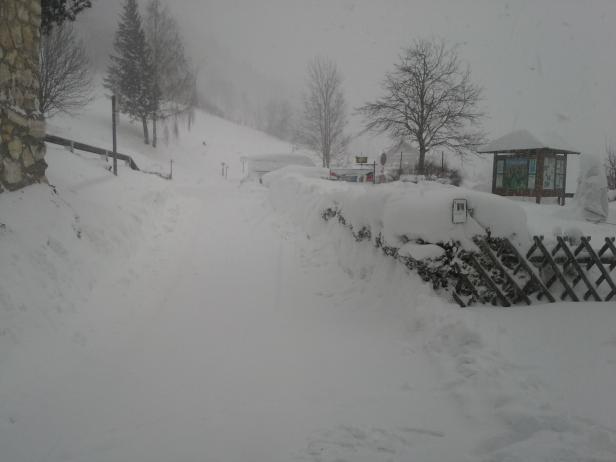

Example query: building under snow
[478,130,579,205]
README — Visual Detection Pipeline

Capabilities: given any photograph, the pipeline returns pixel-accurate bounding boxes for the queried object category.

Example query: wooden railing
[44,134,140,171]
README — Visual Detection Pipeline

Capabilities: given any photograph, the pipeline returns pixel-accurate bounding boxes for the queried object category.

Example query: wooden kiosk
[478,130,579,204]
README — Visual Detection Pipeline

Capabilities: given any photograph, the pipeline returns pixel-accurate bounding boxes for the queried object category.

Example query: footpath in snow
[1,104,616,462]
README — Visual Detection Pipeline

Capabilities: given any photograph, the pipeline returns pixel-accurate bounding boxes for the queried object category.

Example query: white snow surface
[1,95,616,462]
[478,129,579,154]
[264,169,531,250]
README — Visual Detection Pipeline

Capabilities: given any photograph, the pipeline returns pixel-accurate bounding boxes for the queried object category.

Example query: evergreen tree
[105,0,154,144]
[42,0,92,34]
[145,0,196,147]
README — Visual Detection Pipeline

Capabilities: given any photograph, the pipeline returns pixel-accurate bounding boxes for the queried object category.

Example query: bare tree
[296,57,348,168]
[39,23,93,117]
[606,143,616,190]
[358,38,485,173]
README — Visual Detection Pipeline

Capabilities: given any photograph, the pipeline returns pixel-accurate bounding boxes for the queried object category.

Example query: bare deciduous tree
[358,38,485,173]
[296,57,348,168]
[39,23,93,117]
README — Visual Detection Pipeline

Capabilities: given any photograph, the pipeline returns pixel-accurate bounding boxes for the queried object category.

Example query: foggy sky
[77,0,616,157]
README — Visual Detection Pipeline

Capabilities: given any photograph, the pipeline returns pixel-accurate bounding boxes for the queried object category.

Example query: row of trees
[105,0,196,147]
[297,38,485,171]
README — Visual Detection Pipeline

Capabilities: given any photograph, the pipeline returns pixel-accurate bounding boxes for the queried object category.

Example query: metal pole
[112,95,118,176]
[373,160,376,184]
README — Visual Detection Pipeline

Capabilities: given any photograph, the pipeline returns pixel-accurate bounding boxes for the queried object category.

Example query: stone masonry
[0,0,46,192]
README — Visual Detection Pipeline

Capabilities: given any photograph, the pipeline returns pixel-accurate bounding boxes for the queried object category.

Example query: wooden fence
[453,236,616,307]
[321,206,615,307]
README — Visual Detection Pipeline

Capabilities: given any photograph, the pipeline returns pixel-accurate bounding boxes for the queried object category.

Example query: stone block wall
[0,0,47,192]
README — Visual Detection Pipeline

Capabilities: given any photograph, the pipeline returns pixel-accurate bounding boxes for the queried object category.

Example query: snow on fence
[264,167,615,307]
[322,206,615,307]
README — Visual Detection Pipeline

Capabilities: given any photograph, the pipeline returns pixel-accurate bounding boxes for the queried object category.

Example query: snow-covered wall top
[264,167,530,250]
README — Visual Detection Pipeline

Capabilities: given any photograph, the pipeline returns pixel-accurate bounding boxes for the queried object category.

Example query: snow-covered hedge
[263,166,530,251]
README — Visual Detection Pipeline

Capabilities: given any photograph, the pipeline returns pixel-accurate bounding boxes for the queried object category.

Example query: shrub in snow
[575,154,609,222]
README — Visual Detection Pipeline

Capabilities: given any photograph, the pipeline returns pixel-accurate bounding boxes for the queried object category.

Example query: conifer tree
[145,0,196,147]
[42,0,92,34]
[105,0,154,144]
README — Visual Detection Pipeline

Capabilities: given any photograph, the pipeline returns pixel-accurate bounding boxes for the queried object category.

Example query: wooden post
[491,154,498,194]
[561,154,568,206]
[112,95,118,176]
[170,160,173,180]
[535,150,545,204]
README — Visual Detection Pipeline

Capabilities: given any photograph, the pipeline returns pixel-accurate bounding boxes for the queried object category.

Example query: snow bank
[575,153,609,222]
[0,145,174,369]
[266,170,530,250]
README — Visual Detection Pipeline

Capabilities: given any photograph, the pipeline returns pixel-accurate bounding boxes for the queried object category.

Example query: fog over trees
[68,1,616,162]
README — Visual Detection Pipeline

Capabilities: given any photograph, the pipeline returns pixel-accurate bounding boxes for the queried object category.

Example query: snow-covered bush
[575,154,609,222]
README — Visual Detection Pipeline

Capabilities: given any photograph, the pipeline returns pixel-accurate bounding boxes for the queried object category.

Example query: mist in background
[75,0,616,159]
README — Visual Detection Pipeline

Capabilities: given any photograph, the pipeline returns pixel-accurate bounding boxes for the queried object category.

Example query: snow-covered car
[241,153,315,182]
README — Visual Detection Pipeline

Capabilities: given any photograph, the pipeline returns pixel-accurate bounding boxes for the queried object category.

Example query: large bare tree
[39,23,93,117]
[358,38,484,173]
[296,57,348,168]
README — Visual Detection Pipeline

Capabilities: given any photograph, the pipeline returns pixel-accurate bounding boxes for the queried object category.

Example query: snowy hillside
[1,96,616,462]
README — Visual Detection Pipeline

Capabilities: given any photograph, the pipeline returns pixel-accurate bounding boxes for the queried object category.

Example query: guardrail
[44,134,140,171]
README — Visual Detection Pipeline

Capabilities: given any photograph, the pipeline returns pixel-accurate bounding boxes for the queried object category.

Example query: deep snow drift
[1,96,616,462]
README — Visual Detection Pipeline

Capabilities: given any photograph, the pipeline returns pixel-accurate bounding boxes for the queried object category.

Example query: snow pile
[0,144,176,374]
[264,168,530,250]
[575,153,609,222]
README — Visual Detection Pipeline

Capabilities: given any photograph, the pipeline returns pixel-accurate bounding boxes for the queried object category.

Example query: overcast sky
[78,0,616,157]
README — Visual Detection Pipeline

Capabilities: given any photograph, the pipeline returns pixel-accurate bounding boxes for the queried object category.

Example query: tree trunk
[142,117,150,145]
[418,145,426,174]
[152,114,157,148]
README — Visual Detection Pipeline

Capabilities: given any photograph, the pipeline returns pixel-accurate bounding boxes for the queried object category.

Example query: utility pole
[112,95,118,176]
[373,160,376,184]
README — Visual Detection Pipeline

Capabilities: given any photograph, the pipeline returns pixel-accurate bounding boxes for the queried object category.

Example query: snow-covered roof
[240,153,314,164]
[478,129,579,154]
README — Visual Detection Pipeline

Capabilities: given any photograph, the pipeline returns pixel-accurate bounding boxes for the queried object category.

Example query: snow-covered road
[1,175,474,461]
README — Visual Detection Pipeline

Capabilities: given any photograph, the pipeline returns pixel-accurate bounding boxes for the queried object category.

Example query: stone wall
[0,0,46,192]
